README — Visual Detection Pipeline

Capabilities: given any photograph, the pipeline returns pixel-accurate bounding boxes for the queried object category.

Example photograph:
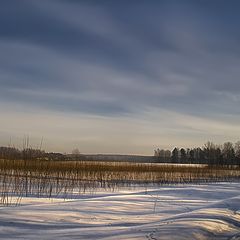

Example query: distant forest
[154,141,240,165]
[0,141,240,165]
[0,146,82,161]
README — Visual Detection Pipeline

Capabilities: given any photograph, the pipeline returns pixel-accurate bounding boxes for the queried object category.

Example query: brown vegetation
[0,159,240,206]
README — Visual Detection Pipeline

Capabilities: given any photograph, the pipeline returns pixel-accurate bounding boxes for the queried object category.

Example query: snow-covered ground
[0,182,240,240]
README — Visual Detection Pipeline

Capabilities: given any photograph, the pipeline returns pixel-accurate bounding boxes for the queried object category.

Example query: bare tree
[222,142,235,164]
[72,148,81,156]
[234,141,240,160]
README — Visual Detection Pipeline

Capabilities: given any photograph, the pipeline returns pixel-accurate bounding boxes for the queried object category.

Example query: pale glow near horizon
[1,103,239,155]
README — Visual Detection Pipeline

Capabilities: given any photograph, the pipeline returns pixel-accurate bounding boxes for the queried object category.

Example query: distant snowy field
[0,182,240,240]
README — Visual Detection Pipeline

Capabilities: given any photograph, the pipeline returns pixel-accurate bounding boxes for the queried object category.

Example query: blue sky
[1,0,240,154]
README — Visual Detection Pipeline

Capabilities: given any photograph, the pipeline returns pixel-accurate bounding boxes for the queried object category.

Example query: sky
[1,0,240,155]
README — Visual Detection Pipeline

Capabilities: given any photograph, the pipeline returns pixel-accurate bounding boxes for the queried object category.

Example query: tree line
[154,141,240,165]
[0,147,85,161]
[1,141,240,165]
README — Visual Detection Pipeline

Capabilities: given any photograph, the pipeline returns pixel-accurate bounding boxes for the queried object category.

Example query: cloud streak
[0,0,240,153]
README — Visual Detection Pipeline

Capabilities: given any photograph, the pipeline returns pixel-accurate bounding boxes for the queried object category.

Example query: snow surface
[0,182,240,240]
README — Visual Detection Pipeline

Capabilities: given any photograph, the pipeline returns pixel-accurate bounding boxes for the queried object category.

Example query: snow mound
[0,182,240,239]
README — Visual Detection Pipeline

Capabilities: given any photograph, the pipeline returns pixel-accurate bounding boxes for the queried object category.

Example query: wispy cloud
[1,103,240,154]
[0,0,240,153]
